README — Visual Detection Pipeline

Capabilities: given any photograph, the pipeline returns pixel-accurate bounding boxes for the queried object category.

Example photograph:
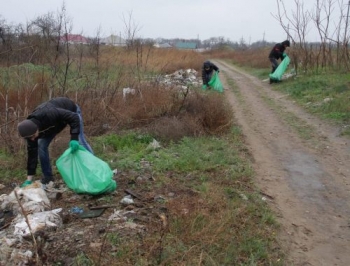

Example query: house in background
[175,42,198,50]
[154,42,172,48]
[100,35,126,46]
[59,34,89,44]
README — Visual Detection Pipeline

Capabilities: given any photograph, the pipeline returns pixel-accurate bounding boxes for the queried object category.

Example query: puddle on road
[283,150,350,215]
[283,151,329,208]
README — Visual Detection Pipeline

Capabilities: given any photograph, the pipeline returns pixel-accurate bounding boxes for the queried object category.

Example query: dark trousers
[269,58,279,73]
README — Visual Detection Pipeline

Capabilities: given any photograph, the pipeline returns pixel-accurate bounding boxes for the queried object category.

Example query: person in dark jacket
[268,40,290,83]
[17,97,93,187]
[202,60,219,88]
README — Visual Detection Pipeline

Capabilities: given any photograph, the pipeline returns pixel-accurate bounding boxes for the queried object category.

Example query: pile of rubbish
[0,180,147,265]
[0,182,64,264]
[0,139,166,264]
[155,69,202,89]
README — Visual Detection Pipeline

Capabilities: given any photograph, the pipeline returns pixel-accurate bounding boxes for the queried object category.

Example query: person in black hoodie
[268,40,290,83]
[17,97,93,187]
[201,60,219,88]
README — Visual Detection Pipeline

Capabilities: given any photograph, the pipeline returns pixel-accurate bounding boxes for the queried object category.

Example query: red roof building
[60,34,89,44]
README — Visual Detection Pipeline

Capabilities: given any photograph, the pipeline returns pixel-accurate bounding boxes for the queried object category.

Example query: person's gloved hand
[69,140,80,153]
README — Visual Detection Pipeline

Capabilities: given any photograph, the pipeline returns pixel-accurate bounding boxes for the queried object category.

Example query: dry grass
[78,85,234,141]
[0,46,210,154]
[203,48,271,69]
[100,46,205,74]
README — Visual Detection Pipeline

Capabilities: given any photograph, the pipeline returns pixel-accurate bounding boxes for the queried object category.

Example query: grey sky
[1,0,321,43]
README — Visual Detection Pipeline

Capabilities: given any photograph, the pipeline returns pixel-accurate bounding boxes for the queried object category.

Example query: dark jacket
[268,43,286,60]
[26,97,80,175]
[202,61,219,85]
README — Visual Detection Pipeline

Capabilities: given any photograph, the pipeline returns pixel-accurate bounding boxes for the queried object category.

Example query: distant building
[100,35,126,46]
[175,42,198,50]
[59,34,89,44]
[154,42,172,48]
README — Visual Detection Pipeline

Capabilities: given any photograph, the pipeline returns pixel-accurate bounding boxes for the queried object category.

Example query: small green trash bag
[56,146,117,195]
[269,55,290,81]
[208,72,224,92]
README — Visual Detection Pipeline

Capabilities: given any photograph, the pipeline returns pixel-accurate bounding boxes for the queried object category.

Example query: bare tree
[122,11,142,49]
[28,3,73,97]
[273,0,313,73]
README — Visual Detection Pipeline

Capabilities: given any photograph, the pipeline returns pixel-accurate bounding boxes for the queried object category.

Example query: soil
[216,60,350,266]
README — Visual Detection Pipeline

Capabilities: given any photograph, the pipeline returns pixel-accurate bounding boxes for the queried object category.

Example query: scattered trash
[13,208,63,237]
[124,189,143,200]
[1,184,50,215]
[78,209,105,219]
[147,139,161,150]
[108,210,135,222]
[89,205,117,210]
[239,193,248,201]
[120,195,134,205]
[122,87,136,101]
[70,207,84,214]
[158,69,201,89]
[9,250,33,265]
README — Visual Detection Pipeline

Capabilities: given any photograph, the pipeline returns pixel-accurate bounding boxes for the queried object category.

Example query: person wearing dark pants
[268,40,290,83]
[201,60,219,88]
[17,97,93,187]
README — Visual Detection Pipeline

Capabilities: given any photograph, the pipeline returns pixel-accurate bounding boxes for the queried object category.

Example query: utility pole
[263,31,265,44]
[344,0,350,43]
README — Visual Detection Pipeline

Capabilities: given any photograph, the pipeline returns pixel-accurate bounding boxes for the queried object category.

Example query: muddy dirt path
[215,60,350,266]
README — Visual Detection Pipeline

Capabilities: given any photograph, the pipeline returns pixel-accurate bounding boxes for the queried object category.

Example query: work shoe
[41,181,55,191]
[20,180,33,188]
[41,176,54,185]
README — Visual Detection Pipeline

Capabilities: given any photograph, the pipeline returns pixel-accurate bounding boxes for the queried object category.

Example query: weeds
[275,73,350,135]
[82,130,283,265]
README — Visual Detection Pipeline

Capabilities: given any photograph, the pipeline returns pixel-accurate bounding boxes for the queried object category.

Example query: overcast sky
[1,0,322,43]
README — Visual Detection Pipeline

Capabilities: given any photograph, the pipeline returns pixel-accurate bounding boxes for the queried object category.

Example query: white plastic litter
[1,184,50,213]
[120,195,134,205]
[13,208,62,237]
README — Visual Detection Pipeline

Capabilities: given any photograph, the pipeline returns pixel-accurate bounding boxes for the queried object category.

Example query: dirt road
[216,60,350,266]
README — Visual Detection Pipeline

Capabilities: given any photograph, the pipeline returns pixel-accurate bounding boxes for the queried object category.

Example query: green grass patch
[90,130,284,265]
[277,73,350,135]
[0,148,27,183]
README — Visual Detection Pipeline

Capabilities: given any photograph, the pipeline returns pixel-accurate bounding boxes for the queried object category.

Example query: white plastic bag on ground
[1,183,50,214]
[13,208,62,237]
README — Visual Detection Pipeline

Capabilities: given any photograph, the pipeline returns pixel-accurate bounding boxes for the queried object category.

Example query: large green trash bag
[208,72,224,92]
[56,146,117,195]
[269,55,290,81]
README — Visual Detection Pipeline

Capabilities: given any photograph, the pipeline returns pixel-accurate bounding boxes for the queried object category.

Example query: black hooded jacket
[268,43,286,60]
[201,61,219,84]
[26,97,80,175]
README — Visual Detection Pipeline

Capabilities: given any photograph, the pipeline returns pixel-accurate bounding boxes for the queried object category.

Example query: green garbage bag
[269,55,290,81]
[208,72,224,92]
[56,146,117,195]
